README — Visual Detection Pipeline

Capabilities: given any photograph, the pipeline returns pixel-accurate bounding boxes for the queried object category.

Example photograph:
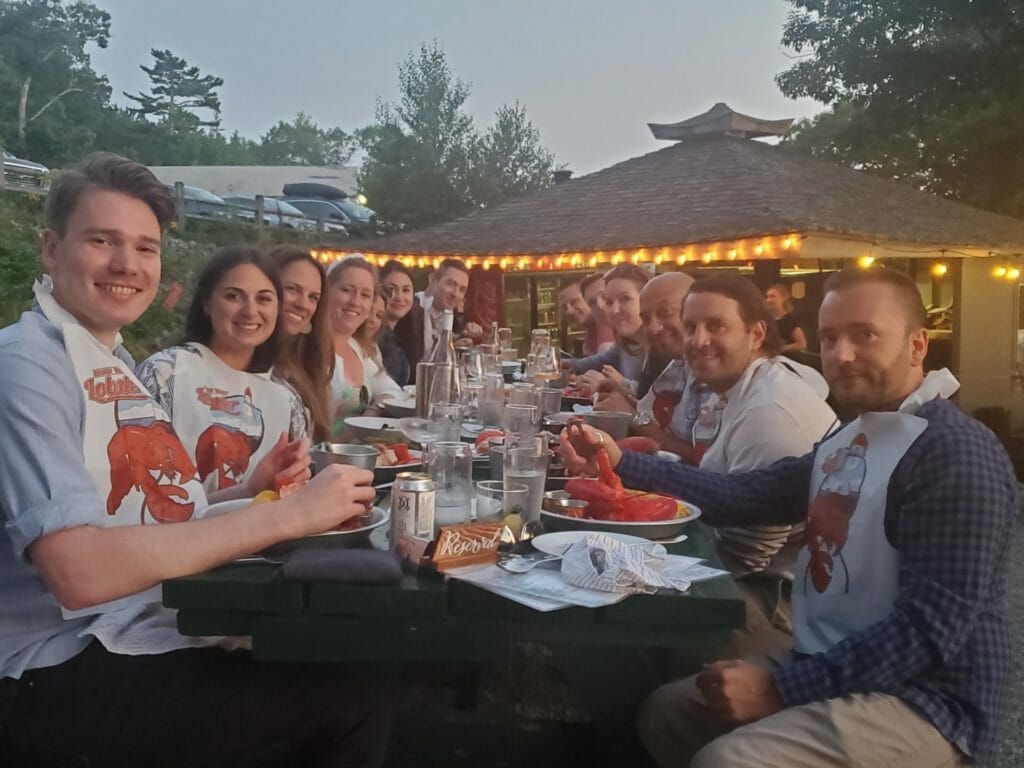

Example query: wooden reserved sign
[426,522,508,572]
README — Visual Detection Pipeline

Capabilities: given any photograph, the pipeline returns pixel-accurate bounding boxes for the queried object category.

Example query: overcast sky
[91,0,823,174]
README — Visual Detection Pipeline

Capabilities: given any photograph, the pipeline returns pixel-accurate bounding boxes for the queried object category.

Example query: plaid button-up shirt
[617,397,1017,762]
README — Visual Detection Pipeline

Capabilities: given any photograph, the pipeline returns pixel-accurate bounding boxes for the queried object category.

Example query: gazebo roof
[362,132,1024,257]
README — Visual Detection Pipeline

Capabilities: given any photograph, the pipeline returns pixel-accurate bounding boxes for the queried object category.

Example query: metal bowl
[262,507,390,556]
[582,411,632,440]
[542,490,571,512]
[312,443,379,474]
[551,498,588,516]
[342,416,406,443]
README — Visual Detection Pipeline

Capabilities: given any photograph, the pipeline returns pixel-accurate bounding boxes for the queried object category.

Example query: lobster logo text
[83,367,147,404]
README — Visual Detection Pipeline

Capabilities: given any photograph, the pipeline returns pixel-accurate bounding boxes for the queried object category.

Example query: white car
[1,146,49,191]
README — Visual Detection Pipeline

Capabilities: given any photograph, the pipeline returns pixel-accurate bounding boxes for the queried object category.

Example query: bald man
[595,271,705,460]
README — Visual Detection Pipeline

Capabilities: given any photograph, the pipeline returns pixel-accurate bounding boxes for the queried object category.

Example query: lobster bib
[34,279,207,621]
[171,343,292,493]
[793,369,959,655]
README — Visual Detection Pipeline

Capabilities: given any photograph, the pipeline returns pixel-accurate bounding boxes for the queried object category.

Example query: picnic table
[163,524,744,767]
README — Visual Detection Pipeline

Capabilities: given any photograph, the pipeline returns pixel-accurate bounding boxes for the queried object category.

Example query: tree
[0,0,110,152]
[359,42,555,231]
[471,102,554,207]
[777,1,1024,217]
[124,48,224,132]
[258,112,356,166]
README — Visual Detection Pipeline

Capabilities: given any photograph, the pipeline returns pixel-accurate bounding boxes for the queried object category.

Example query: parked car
[280,182,379,237]
[222,196,313,229]
[1,146,49,191]
[164,184,231,220]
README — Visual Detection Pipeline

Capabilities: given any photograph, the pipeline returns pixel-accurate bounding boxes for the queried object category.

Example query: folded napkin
[560,534,690,594]
[281,548,402,584]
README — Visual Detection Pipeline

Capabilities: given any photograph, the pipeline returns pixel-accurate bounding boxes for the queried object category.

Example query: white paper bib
[794,370,960,654]
[170,343,293,493]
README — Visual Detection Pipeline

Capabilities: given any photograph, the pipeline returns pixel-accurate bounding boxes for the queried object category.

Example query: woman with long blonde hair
[268,245,335,442]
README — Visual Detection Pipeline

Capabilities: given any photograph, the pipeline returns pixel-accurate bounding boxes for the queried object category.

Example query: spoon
[497,553,562,573]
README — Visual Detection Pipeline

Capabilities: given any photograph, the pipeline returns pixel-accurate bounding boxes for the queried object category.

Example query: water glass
[509,383,537,407]
[503,403,538,437]
[502,435,549,523]
[424,441,473,531]
[428,402,463,442]
[475,480,530,523]
[461,381,483,422]
[477,373,505,427]
[536,387,563,418]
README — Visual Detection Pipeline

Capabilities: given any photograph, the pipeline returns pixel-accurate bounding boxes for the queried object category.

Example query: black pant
[0,641,391,768]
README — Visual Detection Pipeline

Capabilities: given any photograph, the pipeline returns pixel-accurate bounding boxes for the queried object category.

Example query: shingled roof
[363,134,1024,256]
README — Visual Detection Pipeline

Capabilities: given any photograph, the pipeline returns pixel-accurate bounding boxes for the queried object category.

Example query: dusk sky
[91,0,824,174]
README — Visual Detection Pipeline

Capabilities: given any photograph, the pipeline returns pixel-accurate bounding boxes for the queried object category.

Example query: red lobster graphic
[195,424,254,489]
[652,390,682,429]
[804,433,868,593]
[106,421,198,524]
[564,421,678,522]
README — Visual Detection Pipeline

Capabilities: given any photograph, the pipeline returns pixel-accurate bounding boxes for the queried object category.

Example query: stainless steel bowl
[312,442,379,474]
[551,498,589,516]
[582,411,632,440]
[542,490,571,512]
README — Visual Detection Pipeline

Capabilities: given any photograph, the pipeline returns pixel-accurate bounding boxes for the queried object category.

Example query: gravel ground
[991,517,1023,768]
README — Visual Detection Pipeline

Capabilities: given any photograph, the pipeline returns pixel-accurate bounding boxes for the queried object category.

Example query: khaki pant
[731,572,794,658]
[638,653,965,768]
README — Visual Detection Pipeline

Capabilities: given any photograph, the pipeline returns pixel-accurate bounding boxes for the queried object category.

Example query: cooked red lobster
[564,422,678,522]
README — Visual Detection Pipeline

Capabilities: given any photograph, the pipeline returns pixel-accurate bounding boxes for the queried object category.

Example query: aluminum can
[391,472,435,546]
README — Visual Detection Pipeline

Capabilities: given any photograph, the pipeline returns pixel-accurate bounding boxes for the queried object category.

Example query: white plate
[200,497,253,518]
[539,499,701,540]
[532,530,653,557]
[344,416,405,441]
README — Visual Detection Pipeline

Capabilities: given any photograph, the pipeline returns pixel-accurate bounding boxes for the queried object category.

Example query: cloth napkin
[281,548,402,584]
[560,534,690,594]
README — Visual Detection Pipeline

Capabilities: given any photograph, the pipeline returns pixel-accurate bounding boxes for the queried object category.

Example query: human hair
[354,294,386,365]
[268,245,334,441]
[579,273,605,298]
[688,273,783,356]
[766,282,793,312]
[380,259,414,285]
[184,246,283,373]
[45,152,176,236]
[432,258,469,281]
[603,264,650,291]
[327,253,379,288]
[823,267,927,331]
[558,276,584,294]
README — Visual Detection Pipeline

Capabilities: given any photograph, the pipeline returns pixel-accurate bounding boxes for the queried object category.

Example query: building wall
[955,258,1024,428]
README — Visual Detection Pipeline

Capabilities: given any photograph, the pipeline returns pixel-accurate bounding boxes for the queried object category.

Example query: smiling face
[205,264,278,365]
[604,277,643,337]
[640,278,689,359]
[382,270,414,323]
[558,284,591,327]
[430,266,469,311]
[361,295,386,340]
[41,188,162,347]
[329,264,375,336]
[683,291,766,393]
[818,283,927,412]
[279,259,322,337]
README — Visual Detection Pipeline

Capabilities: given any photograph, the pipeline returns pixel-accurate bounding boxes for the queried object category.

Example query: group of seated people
[0,153,1016,768]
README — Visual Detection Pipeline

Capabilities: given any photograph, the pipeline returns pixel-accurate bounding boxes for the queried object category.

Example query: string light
[993,266,1008,278]
[930,263,948,278]
[857,255,875,269]
[1009,267,1021,281]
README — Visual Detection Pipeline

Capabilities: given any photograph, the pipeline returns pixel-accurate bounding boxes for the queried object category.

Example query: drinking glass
[428,402,463,443]
[509,383,538,407]
[461,381,483,423]
[478,372,506,427]
[536,387,563,418]
[502,435,549,522]
[475,480,530,523]
[424,441,473,531]
[503,403,538,437]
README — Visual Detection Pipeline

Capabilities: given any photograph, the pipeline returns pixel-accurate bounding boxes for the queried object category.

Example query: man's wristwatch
[632,411,653,427]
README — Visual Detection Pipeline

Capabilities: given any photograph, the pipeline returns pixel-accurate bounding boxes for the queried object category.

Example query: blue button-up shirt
[617,397,1017,763]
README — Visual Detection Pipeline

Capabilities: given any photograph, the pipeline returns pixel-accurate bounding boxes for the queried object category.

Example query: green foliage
[124,48,223,132]
[359,42,555,231]
[778,1,1024,217]
[258,112,356,166]
[0,190,44,327]
[0,0,111,157]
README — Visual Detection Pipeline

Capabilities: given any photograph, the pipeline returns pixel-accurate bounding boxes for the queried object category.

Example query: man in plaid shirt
[562,269,1016,767]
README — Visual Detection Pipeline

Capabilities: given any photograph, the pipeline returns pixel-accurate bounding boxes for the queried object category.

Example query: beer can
[391,472,435,546]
